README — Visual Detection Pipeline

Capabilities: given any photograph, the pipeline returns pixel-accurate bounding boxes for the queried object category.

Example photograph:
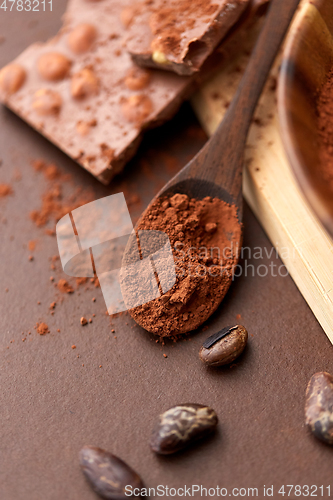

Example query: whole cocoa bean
[199,325,248,367]
[305,372,333,445]
[79,446,145,499]
[150,403,218,455]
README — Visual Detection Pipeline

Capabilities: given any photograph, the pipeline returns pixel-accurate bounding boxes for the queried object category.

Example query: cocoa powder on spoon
[125,193,242,337]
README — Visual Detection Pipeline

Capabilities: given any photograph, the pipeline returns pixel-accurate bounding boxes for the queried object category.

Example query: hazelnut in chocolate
[0,63,26,94]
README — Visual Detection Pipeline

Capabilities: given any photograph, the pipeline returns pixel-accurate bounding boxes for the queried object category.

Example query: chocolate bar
[0,0,194,184]
[0,0,269,184]
[125,0,249,75]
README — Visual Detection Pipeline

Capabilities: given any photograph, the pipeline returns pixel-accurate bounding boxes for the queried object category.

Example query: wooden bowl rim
[277,1,333,238]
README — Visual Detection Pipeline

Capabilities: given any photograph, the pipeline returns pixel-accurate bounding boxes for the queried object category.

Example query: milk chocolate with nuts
[125,0,249,75]
[0,0,270,183]
[0,0,195,184]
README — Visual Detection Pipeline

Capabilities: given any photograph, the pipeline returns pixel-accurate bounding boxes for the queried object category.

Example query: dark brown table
[0,3,332,499]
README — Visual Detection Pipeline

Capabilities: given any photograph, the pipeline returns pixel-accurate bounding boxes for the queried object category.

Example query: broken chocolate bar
[0,0,269,184]
[0,0,194,184]
[125,0,250,76]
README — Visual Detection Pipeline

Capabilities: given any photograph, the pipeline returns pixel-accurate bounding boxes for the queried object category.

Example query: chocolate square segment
[126,0,250,75]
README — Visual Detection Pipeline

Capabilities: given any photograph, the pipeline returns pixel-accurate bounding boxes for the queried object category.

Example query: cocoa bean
[305,372,333,445]
[79,446,145,499]
[199,325,248,367]
[150,404,218,454]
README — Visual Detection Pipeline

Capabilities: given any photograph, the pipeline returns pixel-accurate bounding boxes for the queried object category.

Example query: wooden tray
[191,1,333,343]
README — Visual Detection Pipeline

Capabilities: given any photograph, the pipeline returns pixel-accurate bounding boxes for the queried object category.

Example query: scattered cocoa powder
[29,182,93,228]
[317,72,333,192]
[36,322,49,335]
[91,277,100,288]
[76,277,88,286]
[31,159,63,180]
[27,158,112,340]
[28,240,36,251]
[57,279,74,294]
[29,159,94,228]
[123,193,241,336]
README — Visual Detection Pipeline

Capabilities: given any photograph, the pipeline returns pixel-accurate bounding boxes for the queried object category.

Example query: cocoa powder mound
[317,71,333,192]
[57,279,74,294]
[36,322,49,335]
[125,193,242,337]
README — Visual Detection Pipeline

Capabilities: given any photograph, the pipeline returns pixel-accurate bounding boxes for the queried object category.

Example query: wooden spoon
[125,0,301,334]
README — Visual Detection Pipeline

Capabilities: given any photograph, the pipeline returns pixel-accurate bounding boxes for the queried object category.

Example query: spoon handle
[198,0,301,202]
[217,0,301,145]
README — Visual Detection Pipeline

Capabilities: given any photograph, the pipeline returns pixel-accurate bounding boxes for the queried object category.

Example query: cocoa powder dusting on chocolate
[149,0,219,57]
[126,193,241,337]
[317,72,333,192]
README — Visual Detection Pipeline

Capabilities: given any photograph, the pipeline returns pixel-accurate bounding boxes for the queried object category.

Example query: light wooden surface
[191,3,333,343]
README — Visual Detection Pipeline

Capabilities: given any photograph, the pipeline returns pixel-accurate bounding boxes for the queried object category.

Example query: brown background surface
[0,3,333,500]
